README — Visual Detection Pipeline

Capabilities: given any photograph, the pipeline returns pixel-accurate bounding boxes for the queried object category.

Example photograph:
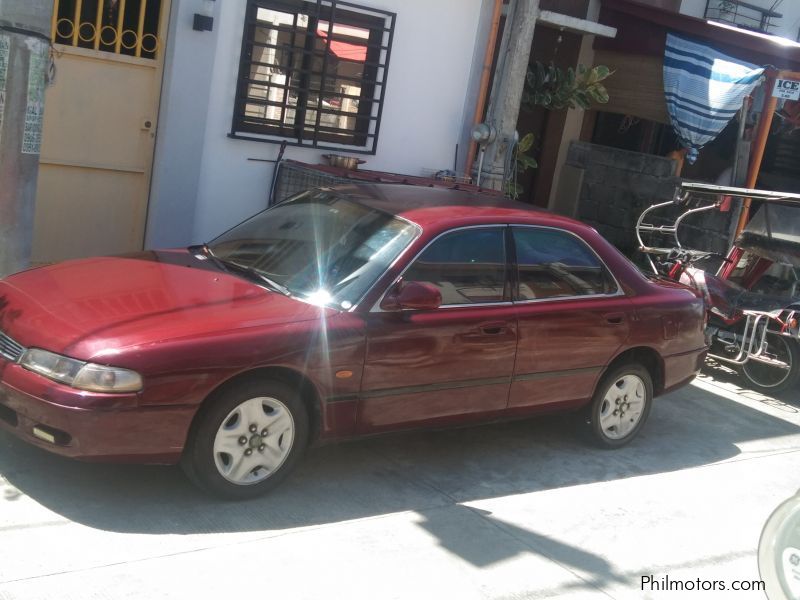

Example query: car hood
[0,250,329,360]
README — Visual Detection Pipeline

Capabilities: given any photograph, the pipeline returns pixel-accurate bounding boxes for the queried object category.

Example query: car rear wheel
[182,378,309,499]
[740,334,800,395]
[583,363,653,448]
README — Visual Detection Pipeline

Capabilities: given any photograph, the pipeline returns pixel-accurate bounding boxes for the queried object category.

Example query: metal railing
[704,0,783,34]
[51,0,162,58]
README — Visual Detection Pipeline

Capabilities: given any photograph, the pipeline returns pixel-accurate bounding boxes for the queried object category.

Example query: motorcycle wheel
[740,334,800,395]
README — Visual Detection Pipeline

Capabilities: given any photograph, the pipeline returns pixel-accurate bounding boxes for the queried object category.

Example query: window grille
[51,0,163,59]
[232,0,395,154]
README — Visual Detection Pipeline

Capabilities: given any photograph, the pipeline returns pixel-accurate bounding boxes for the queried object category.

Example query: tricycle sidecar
[637,183,800,394]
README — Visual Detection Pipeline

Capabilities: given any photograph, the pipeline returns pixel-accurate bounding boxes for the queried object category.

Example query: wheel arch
[604,346,665,396]
[185,366,324,450]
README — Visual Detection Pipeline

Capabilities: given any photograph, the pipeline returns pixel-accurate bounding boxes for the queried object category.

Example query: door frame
[34,0,173,262]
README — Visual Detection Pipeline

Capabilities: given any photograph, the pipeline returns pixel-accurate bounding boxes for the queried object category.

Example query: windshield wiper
[227,263,292,296]
[188,244,291,296]
[189,244,229,272]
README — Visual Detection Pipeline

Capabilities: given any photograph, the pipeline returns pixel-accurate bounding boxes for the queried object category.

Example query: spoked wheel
[583,363,653,448]
[741,334,800,395]
[182,378,309,499]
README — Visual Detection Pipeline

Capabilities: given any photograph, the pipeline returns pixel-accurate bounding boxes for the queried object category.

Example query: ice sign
[773,78,800,101]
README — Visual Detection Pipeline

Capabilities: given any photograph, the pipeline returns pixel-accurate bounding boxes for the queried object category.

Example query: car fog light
[32,426,56,444]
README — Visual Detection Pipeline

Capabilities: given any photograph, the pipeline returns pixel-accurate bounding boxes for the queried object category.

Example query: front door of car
[359,226,517,433]
[508,226,631,409]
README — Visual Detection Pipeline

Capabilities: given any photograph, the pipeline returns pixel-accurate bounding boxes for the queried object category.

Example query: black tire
[581,363,653,449]
[740,335,800,395]
[181,378,309,500]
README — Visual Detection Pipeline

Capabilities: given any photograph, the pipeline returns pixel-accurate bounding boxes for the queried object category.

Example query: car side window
[403,227,507,305]
[512,227,616,300]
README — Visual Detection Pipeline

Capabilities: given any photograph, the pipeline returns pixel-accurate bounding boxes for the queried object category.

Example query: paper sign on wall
[21,39,48,155]
[773,78,800,100]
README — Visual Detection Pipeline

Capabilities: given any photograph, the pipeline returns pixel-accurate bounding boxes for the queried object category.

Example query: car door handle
[479,322,508,335]
[603,312,626,325]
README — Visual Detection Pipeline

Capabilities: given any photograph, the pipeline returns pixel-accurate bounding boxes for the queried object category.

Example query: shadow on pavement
[1,381,798,537]
[417,505,627,582]
[701,359,800,410]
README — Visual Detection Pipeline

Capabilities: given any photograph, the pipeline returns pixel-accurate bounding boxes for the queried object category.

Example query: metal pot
[323,154,366,170]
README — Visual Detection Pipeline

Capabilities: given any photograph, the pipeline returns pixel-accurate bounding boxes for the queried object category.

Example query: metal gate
[32,0,170,263]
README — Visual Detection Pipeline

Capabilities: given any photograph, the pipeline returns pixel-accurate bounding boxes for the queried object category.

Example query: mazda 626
[0,185,707,498]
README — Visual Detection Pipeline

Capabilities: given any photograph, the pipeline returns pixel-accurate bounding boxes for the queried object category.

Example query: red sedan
[0,185,707,498]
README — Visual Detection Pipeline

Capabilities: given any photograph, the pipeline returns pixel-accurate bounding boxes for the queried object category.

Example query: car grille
[0,331,25,363]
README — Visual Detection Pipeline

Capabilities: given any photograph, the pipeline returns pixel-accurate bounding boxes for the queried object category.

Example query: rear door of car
[509,225,632,409]
[359,225,518,432]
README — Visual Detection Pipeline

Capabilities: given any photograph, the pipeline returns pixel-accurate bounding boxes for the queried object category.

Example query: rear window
[512,227,617,300]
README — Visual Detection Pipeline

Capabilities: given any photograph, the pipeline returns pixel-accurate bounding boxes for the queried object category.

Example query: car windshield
[207,191,420,309]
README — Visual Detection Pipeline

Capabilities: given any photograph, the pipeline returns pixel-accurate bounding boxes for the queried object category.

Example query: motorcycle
[637,182,800,394]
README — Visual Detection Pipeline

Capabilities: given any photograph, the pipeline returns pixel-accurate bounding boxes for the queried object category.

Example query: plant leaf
[593,85,610,103]
[536,62,546,88]
[593,65,610,81]
[519,155,538,170]
[518,132,535,152]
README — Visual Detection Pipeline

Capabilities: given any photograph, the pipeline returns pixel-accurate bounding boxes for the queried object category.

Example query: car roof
[324,184,589,232]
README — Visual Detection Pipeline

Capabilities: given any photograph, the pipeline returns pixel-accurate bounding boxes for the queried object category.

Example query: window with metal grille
[231,0,395,153]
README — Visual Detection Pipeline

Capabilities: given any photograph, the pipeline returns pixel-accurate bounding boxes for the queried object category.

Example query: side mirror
[381,281,442,311]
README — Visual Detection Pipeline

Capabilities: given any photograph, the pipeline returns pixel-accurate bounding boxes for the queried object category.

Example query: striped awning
[663,33,764,163]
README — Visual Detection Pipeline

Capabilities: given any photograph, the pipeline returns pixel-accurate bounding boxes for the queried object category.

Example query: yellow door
[33,0,170,263]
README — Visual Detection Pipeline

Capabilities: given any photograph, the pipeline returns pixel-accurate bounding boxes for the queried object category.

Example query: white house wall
[147,0,487,248]
[145,0,219,249]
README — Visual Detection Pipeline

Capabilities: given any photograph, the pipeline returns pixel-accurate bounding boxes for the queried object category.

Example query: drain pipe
[464,0,504,179]
[735,69,779,238]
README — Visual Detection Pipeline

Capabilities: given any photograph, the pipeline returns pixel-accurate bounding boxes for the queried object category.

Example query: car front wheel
[584,363,653,448]
[182,378,309,499]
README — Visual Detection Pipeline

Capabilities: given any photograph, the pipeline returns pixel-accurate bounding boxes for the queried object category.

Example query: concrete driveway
[1,365,799,600]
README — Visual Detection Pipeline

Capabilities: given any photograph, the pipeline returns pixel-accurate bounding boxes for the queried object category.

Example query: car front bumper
[0,361,194,464]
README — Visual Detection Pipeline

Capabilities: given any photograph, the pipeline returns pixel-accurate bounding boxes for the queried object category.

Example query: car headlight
[20,348,143,393]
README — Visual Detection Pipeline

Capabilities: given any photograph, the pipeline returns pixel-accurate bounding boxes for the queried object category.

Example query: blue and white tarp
[663,33,764,163]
